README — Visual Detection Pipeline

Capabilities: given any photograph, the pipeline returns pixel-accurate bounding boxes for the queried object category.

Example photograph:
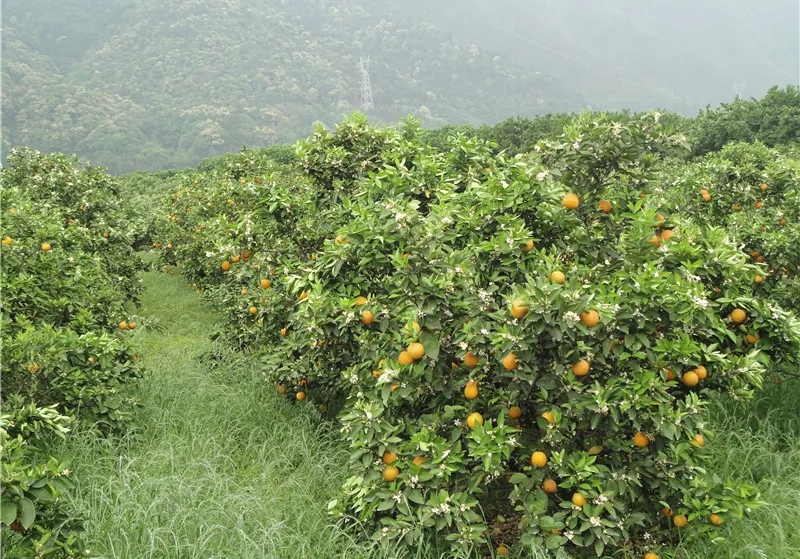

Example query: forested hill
[1,0,582,174]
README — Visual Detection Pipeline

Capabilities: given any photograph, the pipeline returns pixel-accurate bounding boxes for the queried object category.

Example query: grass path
[54,270,800,559]
[53,271,376,559]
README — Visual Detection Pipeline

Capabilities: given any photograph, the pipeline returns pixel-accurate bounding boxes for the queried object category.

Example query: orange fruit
[662,507,673,517]
[382,466,399,481]
[733,204,742,211]
[542,479,558,493]
[231,255,240,263]
[745,333,759,344]
[634,432,649,447]
[702,193,711,202]
[502,353,518,371]
[665,368,676,381]
[41,243,51,252]
[260,279,271,289]
[694,365,707,380]
[103,232,109,238]
[497,544,509,556]
[571,493,586,508]
[550,270,566,284]
[645,554,659,559]
[509,406,522,419]
[382,451,397,464]
[466,412,484,428]
[572,359,590,376]
[682,371,699,387]
[398,351,414,365]
[119,321,128,330]
[278,385,287,394]
[580,310,599,327]
[755,201,763,209]
[690,434,705,447]
[531,451,547,467]
[760,183,768,191]
[562,193,580,209]
[128,322,136,330]
[524,239,535,252]
[510,299,529,319]
[729,308,747,323]
[407,342,425,360]
[660,229,675,241]
[463,351,479,367]
[655,213,666,226]
[464,381,479,400]
[647,235,661,247]
[360,310,374,325]
[249,306,258,315]
[598,199,612,214]
[756,255,766,263]
[673,514,687,527]
[412,456,427,467]
[709,513,725,526]
[221,261,231,271]
[298,290,308,301]
[541,411,555,425]
[1,237,11,245]
[296,391,306,401]
[410,321,421,334]
[334,234,348,246]
[240,288,248,295]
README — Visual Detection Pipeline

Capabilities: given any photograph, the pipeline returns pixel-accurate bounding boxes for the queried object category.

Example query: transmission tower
[733,81,746,99]
[359,57,374,111]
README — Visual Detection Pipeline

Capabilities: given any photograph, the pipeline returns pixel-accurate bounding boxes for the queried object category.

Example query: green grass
[53,271,800,559]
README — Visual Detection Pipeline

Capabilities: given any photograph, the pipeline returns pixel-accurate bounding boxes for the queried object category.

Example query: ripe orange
[280,328,288,337]
[542,479,558,493]
[334,234,349,246]
[298,290,308,301]
[662,507,673,517]
[673,514,687,527]
[580,310,599,327]
[634,432,649,447]
[710,513,725,526]
[1,237,11,245]
[729,308,747,323]
[755,201,763,209]
[119,321,128,330]
[509,406,522,419]
[249,306,258,315]
[296,391,306,401]
[598,199,612,214]
[682,371,699,387]
[355,296,368,306]
[694,365,707,380]
[690,434,705,448]
[128,322,136,330]
[647,235,661,247]
[531,451,548,467]
[524,239,535,252]
[572,359,590,376]
[745,333,759,344]
[664,368,676,381]
[497,544,509,556]
[760,183,768,191]
[360,310,374,325]
[756,255,766,263]
[541,411,555,425]
[660,229,675,241]
[103,232,110,238]
[382,450,397,464]
[550,270,566,284]
[510,299,529,319]
[702,193,711,202]
[464,381,479,400]
[260,279,271,289]
[410,321,421,334]
[571,493,586,508]
[407,342,425,360]
[221,261,231,271]
[278,384,286,394]
[241,288,248,295]
[645,553,659,559]
[733,204,742,211]
[231,255,240,263]
[467,412,484,428]
[382,466,399,481]
[41,242,51,252]
[502,353,518,371]
[398,351,414,365]
[463,351,479,367]
[562,193,580,209]
[412,456,427,467]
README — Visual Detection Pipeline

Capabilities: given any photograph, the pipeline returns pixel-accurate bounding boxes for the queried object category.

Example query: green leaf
[1,501,17,525]
[545,534,566,549]
[19,497,35,529]
[420,331,440,360]
[508,473,527,484]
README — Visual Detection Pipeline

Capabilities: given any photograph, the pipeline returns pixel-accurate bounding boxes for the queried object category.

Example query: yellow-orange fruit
[221,261,231,271]
[382,465,399,481]
[502,353,518,371]
[660,229,675,241]
[562,193,580,209]
[466,412,484,428]
[542,479,558,493]
[682,371,699,387]
[382,450,397,464]
[407,342,425,360]
[464,381,479,400]
[412,456,427,467]
[360,310,374,325]
[508,406,522,419]
[746,333,760,344]
[572,359,590,376]
[531,452,548,467]
[541,411,555,425]
[730,308,747,323]
[249,306,258,315]
[710,513,725,526]
[690,434,705,448]
[524,239,535,252]
[260,279,271,289]
[673,514,687,527]
[298,290,308,301]
[463,351,479,367]
[634,432,649,447]
[510,299,529,319]
[550,270,566,284]
[398,351,414,365]
[571,493,586,507]
[580,310,599,327]
[598,200,612,214]
[119,322,128,330]
[41,243,51,252]
[296,391,306,401]
[694,365,707,380]
[354,296,367,306]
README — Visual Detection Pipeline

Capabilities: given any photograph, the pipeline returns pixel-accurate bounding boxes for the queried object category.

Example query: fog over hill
[2,0,797,173]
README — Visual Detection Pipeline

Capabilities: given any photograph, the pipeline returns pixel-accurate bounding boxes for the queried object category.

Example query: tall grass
[53,271,800,558]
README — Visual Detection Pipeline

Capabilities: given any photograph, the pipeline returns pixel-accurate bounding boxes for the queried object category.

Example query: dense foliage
[0,150,144,557]
[153,112,800,557]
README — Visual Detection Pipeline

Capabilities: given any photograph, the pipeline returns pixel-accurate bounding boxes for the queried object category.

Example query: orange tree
[1,149,144,556]
[163,115,800,557]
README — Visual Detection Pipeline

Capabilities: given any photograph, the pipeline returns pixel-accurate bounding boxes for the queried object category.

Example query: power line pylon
[359,57,374,111]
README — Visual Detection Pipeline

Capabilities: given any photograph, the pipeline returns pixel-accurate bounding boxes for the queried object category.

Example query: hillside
[1,0,582,173]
